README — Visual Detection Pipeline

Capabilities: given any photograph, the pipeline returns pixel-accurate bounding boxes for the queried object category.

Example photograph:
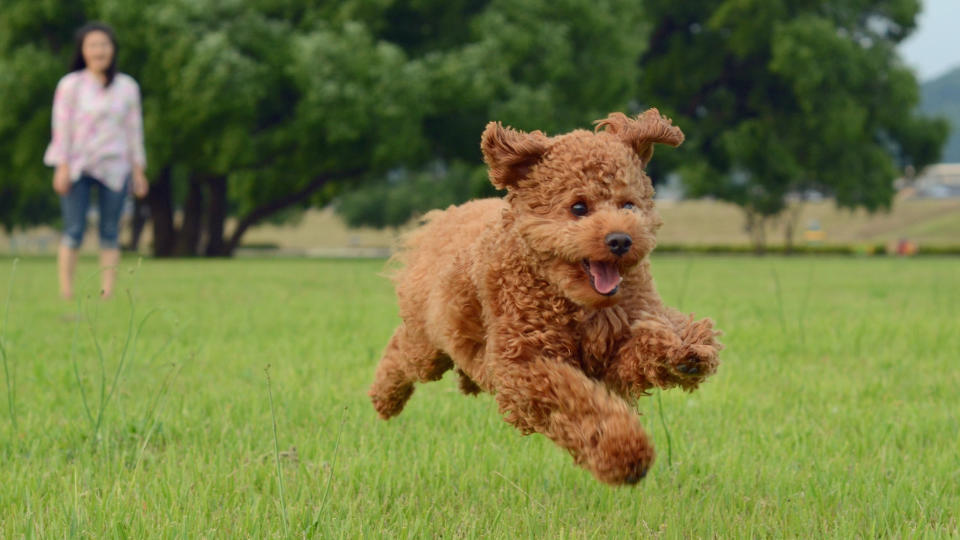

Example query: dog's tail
[381,207,450,284]
[383,199,506,286]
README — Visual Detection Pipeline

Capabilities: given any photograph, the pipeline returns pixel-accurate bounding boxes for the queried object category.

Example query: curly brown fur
[369,110,723,485]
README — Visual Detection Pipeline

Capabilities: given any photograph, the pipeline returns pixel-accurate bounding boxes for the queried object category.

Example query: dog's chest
[576,306,631,377]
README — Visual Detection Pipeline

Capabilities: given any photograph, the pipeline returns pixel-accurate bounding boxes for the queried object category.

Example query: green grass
[0,255,958,538]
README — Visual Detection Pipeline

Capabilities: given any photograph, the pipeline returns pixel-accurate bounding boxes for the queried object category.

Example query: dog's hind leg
[369,324,452,419]
[456,369,482,395]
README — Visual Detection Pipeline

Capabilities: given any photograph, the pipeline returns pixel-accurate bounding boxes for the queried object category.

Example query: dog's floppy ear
[481,122,549,190]
[594,109,684,168]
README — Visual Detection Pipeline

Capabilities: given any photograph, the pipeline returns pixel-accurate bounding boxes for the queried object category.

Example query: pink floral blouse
[43,70,146,193]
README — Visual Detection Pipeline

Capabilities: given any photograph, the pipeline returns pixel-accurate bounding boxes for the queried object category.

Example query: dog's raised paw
[671,343,719,379]
[676,361,701,375]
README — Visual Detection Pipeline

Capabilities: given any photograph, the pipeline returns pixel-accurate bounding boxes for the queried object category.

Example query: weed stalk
[1,259,19,429]
[127,361,181,490]
[676,257,694,311]
[70,260,148,446]
[265,365,290,537]
[797,261,815,346]
[310,407,347,534]
[656,390,673,468]
[770,265,788,337]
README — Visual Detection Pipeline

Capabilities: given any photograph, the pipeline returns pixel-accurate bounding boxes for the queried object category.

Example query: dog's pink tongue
[588,261,621,294]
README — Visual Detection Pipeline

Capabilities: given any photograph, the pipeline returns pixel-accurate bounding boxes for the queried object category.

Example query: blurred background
[1,0,957,258]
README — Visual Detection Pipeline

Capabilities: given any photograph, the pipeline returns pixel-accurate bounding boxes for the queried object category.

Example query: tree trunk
[127,198,149,252]
[782,199,804,255]
[784,217,795,254]
[223,168,363,256]
[175,175,205,256]
[745,210,767,254]
[148,166,176,257]
[144,168,362,257]
[204,175,228,256]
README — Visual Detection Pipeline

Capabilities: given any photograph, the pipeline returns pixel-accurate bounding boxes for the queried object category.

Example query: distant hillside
[921,66,960,163]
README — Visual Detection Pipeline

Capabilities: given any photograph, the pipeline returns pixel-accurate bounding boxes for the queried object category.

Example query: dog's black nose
[605,233,632,256]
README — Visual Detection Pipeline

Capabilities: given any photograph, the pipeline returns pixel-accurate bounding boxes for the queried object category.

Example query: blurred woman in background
[44,22,148,300]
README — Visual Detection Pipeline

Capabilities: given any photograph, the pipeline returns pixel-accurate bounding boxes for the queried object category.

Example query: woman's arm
[125,79,149,198]
[44,76,75,195]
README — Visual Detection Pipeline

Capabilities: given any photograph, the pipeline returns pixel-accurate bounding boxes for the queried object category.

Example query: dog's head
[481,110,683,308]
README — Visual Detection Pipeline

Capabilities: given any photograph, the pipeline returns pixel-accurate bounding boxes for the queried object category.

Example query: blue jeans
[60,174,129,249]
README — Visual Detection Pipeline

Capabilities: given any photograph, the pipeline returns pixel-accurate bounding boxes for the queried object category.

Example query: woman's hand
[132,167,149,199]
[53,164,71,195]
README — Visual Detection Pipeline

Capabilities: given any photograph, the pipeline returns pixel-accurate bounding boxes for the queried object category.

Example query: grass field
[1,255,958,537]
[3,196,959,256]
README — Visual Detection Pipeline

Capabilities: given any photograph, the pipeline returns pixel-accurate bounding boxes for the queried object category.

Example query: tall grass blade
[676,257,694,311]
[797,261,815,346]
[310,406,347,534]
[70,294,94,427]
[770,265,788,337]
[85,298,108,438]
[265,365,289,537]
[95,291,144,436]
[656,390,673,468]
[1,258,18,428]
[128,361,181,489]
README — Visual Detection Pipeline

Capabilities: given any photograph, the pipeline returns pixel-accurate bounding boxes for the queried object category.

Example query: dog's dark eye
[571,202,588,217]
[623,202,636,210]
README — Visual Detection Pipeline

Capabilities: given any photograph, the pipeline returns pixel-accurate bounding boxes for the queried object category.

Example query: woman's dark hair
[70,22,118,87]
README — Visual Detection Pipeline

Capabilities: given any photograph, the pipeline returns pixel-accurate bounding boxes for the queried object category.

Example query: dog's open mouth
[582,259,622,296]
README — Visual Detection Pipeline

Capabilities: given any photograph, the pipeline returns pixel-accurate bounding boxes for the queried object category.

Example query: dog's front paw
[668,318,722,389]
[576,416,655,486]
[669,344,718,380]
[614,316,722,393]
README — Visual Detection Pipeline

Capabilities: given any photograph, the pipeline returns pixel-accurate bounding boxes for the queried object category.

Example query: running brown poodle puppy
[369,110,722,485]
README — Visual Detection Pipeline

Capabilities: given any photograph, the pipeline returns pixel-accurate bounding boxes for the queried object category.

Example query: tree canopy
[637,0,949,248]
[336,0,649,228]
[1,0,442,253]
[0,0,82,232]
[0,0,950,252]
[1,0,649,252]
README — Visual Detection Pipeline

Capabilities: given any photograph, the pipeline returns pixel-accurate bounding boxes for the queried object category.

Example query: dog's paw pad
[670,344,718,379]
[676,362,701,375]
[623,465,648,485]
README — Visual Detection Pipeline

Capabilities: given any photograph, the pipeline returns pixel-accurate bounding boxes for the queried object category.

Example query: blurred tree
[337,162,486,229]
[638,0,949,251]
[1,0,433,255]
[0,0,84,232]
[335,0,649,227]
[16,0,939,253]
[2,0,652,252]
[112,0,432,256]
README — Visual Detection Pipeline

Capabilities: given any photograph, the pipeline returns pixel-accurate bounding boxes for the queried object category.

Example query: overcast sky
[899,0,960,81]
